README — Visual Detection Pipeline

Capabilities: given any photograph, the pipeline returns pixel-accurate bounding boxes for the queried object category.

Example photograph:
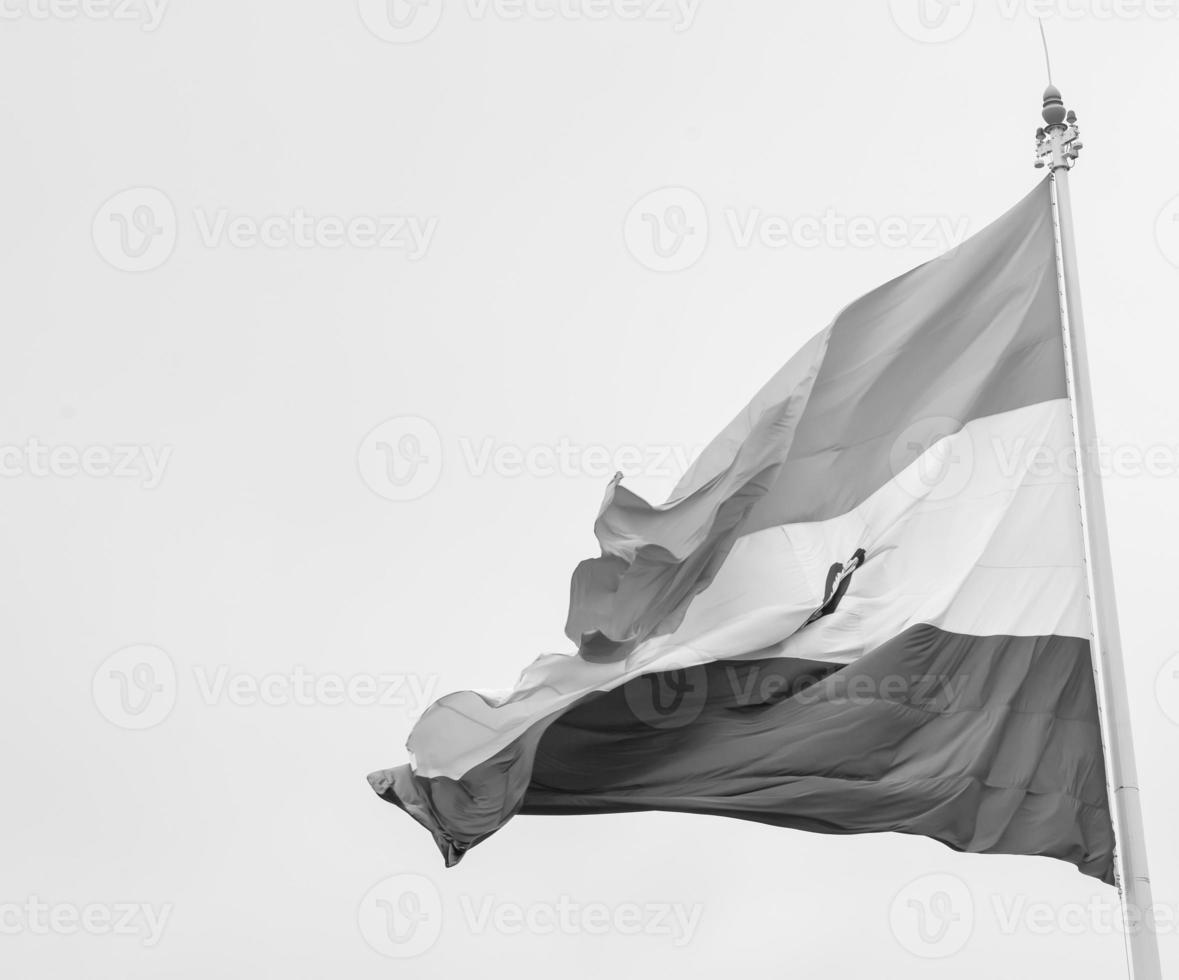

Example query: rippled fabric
[525,628,1112,883]
[371,628,1111,881]
[368,178,1113,882]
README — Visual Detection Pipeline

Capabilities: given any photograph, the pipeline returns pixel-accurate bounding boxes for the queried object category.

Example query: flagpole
[1035,86,1162,980]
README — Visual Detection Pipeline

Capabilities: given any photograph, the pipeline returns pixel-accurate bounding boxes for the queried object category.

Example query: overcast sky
[3,1,1179,977]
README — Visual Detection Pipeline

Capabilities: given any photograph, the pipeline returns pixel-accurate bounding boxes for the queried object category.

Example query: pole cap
[1042,85,1066,125]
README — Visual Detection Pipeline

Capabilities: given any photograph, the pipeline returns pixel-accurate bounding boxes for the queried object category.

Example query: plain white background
[3,0,1179,976]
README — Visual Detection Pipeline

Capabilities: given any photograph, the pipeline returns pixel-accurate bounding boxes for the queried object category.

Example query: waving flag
[368,178,1113,882]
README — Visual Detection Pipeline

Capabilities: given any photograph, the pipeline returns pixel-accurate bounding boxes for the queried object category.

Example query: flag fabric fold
[368,178,1114,883]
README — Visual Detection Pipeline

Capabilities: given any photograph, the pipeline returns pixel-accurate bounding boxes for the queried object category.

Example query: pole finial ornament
[1035,86,1082,171]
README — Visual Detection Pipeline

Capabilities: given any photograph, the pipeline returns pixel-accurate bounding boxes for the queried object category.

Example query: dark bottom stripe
[369,625,1112,882]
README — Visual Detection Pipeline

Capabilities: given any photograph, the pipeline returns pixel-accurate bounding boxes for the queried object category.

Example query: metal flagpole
[1034,86,1162,980]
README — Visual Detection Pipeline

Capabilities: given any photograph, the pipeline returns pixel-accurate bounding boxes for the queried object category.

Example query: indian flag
[368,178,1113,883]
